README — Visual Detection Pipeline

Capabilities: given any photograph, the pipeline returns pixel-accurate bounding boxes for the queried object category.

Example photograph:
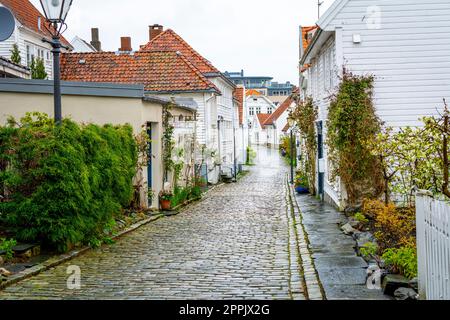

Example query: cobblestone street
[0,146,306,300]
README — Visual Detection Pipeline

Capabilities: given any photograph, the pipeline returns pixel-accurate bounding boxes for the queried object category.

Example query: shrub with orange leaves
[363,199,416,253]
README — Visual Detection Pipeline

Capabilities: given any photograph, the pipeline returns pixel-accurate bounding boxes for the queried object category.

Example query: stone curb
[287,182,327,300]
[0,183,224,291]
[0,214,164,291]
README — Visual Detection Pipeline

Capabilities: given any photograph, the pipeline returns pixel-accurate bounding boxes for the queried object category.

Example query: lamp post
[39,0,73,125]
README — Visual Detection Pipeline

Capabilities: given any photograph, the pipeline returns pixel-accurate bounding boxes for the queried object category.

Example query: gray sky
[31,0,334,85]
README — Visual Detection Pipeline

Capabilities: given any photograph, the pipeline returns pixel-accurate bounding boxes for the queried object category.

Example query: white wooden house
[263,95,295,147]
[0,0,72,79]
[140,26,237,183]
[300,0,450,209]
[246,91,277,145]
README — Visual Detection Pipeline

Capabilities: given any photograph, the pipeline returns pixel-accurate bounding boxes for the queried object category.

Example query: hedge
[0,113,138,252]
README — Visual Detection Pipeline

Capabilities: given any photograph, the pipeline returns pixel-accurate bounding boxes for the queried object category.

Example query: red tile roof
[140,29,219,74]
[263,96,293,126]
[60,51,220,93]
[300,26,317,73]
[233,87,245,125]
[282,123,290,133]
[246,89,262,97]
[256,113,271,129]
[0,0,71,47]
[301,26,318,51]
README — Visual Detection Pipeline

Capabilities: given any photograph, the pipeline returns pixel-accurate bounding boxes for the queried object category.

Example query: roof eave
[205,72,237,89]
[145,88,220,95]
[317,0,350,30]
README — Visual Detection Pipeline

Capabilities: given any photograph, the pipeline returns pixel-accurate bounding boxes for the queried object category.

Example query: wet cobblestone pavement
[0,146,305,300]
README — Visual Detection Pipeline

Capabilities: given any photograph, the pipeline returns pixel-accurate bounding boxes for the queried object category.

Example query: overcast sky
[31,0,334,85]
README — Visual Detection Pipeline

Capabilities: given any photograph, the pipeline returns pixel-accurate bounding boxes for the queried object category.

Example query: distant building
[70,28,102,53]
[224,69,294,97]
[70,36,97,53]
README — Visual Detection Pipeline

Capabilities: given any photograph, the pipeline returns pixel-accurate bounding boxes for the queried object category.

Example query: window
[256,107,261,114]
[37,48,45,60]
[26,45,33,66]
[268,108,273,114]
[249,107,255,116]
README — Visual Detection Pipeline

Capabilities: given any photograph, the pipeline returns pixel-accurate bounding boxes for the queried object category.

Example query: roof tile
[140,29,219,74]
[60,50,220,93]
[263,95,294,126]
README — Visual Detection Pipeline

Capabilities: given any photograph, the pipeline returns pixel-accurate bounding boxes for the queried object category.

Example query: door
[317,121,325,198]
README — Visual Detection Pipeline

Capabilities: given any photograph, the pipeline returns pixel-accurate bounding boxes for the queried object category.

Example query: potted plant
[294,172,310,194]
[159,190,173,211]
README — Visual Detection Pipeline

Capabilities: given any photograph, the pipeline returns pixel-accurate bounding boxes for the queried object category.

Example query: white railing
[416,191,450,300]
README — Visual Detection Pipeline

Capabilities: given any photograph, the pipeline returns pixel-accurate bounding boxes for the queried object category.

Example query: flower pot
[160,199,171,211]
[295,186,309,194]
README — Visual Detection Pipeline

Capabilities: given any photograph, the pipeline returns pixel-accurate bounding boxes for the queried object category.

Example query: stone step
[0,243,41,259]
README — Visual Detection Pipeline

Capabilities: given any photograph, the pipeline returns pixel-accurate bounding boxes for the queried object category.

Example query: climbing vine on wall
[326,69,383,206]
[290,95,318,193]
[162,102,175,183]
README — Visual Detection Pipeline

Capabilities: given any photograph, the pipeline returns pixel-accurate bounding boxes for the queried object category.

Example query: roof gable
[256,113,271,129]
[317,0,350,31]
[263,96,293,126]
[60,51,220,94]
[140,29,219,74]
[0,0,71,47]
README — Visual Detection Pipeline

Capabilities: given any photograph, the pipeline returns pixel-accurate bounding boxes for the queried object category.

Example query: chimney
[90,28,102,51]
[149,24,164,41]
[119,37,132,52]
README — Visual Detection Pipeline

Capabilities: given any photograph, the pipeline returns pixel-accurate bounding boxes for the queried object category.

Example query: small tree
[368,127,399,205]
[30,58,48,79]
[10,44,21,65]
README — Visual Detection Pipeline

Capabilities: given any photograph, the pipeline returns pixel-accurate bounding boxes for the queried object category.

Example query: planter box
[295,186,310,194]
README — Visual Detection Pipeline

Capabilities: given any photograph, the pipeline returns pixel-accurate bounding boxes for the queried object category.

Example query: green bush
[382,246,418,280]
[246,147,256,165]
[0,238,17,261]
[354,212,369,225]
[0,113,137,252]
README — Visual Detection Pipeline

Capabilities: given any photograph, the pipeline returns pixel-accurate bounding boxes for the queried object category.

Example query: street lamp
[287,117,296,184]
[39,0,73,125]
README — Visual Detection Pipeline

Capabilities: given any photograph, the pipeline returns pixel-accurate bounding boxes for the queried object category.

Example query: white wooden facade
[246,94,276,145]
[157,75,236,183]
[0,2,72,79]
[301,0,450,208]
[0,4,51,78]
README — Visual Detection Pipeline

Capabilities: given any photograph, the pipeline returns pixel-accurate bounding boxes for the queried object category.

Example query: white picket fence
[416,191,450,300]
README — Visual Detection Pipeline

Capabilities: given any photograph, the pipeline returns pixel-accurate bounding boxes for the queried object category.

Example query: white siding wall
[330,0,450,127]
[307,37,342,207]
[306,0,450,208]
[211,77,235,168]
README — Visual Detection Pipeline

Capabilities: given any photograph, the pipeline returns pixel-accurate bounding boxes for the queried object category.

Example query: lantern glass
[40,0,73,22]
